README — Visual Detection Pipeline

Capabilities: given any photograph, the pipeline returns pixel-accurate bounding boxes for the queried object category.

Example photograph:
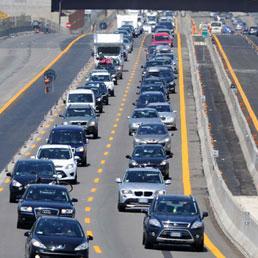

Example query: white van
[66,89,96,110]
[210,21,222,34]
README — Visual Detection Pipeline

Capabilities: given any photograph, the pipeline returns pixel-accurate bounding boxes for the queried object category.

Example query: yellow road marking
[213,35,258,131]
[0,34,87,114]
[113,123,118,128]
[39,130,45,135]
[117,112,122,117]
[100,159,106,165]
[87,196,94,202]
[86,230,93,237]
[111,130,116,135]
[94,177,100,184]
[119,108,124,111]
[85,217,91,224]
[35,137,41,142]
[90,188,97,193]
[4,178,10,184]
[177,30,225,258]
[31,144,36,149]
[97,168,103,173]
[104,151,109,156]
[85,207,91,212]
[93,245,102,254]
[116,118,120,122]
[24,152,31,157]
[0,187,3,192]
[106,143,112,148]
[109,136,114,141]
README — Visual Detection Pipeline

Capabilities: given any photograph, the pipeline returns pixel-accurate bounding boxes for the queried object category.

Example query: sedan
[116,168,171,211]
[126,144,172,179]
[24,216,93,258]
[128,108,161,135]
[17,184,77,228]
[142,195,208,251]
[134,91,167,109]
[134,122,172,153]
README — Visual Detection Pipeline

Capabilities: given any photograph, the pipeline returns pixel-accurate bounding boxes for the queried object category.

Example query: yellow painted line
[109,136,114,141]
[104,151,109,156]
[94,177,100,184]
[31,144,36,149]
[106,143,112,148]
[113,123,118,128]
[97,168,103,173]
[115,118,120,122]
[0,33,87,114]
[44,124,50,128]
[177,30,225,258]
[87,196,94,202]
[90,188,97,193]
[85,206,91,212]
[35,137,41,142]
[39,130,45,135]
[93,245,102,254]
[213,35,258,131]
[119,107,124,111]
[100,159,106,165]
[24,152,31,157]
[111,130,116,135]
[0,187,3,192]
[120,103,125,107]
[86,230,93,237]
[85,217,91,224]
[117,112,122,117]
[4,178,10,184]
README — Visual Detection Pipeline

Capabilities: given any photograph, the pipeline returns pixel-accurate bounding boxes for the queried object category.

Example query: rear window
[68,93,93,103]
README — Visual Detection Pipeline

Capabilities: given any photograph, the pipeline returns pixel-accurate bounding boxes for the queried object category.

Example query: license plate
[139,198,148,203]
[170,232,181,237]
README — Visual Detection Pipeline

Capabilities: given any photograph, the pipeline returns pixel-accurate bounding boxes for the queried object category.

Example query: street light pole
[58,0,63,32]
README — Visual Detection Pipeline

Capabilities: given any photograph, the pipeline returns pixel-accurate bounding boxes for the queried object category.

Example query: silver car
[116,168,171,211]
[128,108,161,135]
[147,102,177,130]
[133,122,172,153]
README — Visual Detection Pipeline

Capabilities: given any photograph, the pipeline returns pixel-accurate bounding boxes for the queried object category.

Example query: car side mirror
[24,231,31,237]
[45,138,49,143]
[63,99,66,104]
[202,211,208,219]
[132,103,136,106]
[141,65,144,68]
[71,198,78,203]
[125,155,131,159]
[115,178,122,183]
[86,139,89,144]
[30,156,36,159]
[173,110,177,113]
[165,179,171,185]
[137,86,140,89]
[141,208,149,214]
[6,172,12,177]
[171,133,174,136]
[112,78,116,82]
[87,235,94,241]
[166,153,173,159]
[127,116,130,119]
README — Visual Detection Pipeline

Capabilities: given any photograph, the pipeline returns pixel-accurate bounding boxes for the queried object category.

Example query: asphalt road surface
[0,29,243,257]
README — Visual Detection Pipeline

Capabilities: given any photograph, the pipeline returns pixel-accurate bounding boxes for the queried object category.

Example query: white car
[87,70,115,96]
[35,144,78,183]
[65,89,96,110]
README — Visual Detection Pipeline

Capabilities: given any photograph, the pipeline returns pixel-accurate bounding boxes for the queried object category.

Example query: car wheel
[164,172,170,180]
[105,98,109,105]
[115,80,118,85]
[72,174,78,184]
[111,90,115,97]
[117,203,125,212]
[120,74,123,80]
[129,131,132,136]
[9,193,16,203]
[143,232,154,249]
[93,130,98,139]
[193,239,204,252]
[17,219,23,229]
[99,106,103,113]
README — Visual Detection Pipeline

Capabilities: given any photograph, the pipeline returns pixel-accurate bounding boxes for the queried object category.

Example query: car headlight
[131,160,138,166]
[20,206,33,212]
[89,121,96,126]
[149,218,161,227]
[121,189,133,194]
[167,117,175,122]
[117,66,122,70]
[61,208,74,214]
[65,164,74,169]
[160,160,167,166]
[191,221,203,229]
[169,81,175,85]
[160,137,170,143]
[155,190,166,195]
[134,138,142,143]
[74,241,89,251]
[132,123,140,128]
[12,179,22,187]
[97,97,101,102]
[63,121,68,125]
[32,239,46,249]
[76,147,84,152]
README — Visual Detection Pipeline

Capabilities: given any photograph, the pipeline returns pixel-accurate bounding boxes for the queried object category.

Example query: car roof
[27,183,68,190]
[133,144,164,149]
[91,71,110,75]
[39,144,72,149]
[38,216,78,223]
[139,121,165,126]
[68,89,93,94]
[126,167,161,173]
[153,32,170,36]
[16,159,54,164]
[140,91,165,95]
[67,103,93,109]
[133,107,157,112]
[156,194,194,202]
[51,125,84,131]
[148,102,170,107]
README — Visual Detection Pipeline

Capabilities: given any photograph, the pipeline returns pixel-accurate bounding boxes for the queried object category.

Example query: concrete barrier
[185,14,258,257]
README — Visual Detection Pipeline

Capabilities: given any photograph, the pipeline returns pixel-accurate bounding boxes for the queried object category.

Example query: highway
[0,20,244,258]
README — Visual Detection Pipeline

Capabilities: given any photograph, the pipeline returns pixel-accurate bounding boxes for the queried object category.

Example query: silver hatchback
[116,168,171,212]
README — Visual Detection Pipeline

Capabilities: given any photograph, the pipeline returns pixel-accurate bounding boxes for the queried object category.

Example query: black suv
[142,195,208,251]
[7,159,57,203]
[47,125,88,166]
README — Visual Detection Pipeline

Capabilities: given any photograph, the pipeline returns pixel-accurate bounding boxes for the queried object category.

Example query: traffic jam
[6,10,208,258]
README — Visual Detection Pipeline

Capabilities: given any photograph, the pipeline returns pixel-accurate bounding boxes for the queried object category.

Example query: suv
[61,104,98,139]
[47,125,88,166]
[84,81,109,105]
[142,195,208,250]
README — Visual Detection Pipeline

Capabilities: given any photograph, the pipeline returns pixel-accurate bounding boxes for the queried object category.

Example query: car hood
[132,157,164,164]
[51,159,73,167]
[129,118,161,124]
[20,200,73,209]
[120,182,165,191]
[37,235,84,251]
[64,116,92,123]
[153,214,200,224]
[135,134,168,142]
[12,175,54,186]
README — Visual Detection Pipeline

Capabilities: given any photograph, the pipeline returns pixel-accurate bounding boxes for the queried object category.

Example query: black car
[47,125,88,166]
[84,81,109,105]
[142,195,208,251]
[24,216,93,258]
[134,91,167,108]
[138,84,169,100]
[96,63,118,85]
[17,184,77,228]
[126,144,172,179]
[7,159,57,203]
[82,85,103,113]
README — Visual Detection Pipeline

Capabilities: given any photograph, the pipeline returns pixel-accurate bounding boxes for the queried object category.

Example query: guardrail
[187,27,258,257]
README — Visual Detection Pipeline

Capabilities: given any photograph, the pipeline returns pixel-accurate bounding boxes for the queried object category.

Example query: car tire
[17,220,23,229]
[93,130,98,139]
[111,90,115,97]
[9,193,16,203]
[99,106,103,113]
[117,203,125,212]
[105,98,109,105]
[193,239,204,252]
[115,80,118,85]
[164,172,170,180]
[120,74,123,80]
[129,131,132,136]
[143,232,154,249]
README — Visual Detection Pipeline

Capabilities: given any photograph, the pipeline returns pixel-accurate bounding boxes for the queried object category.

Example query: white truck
[117,14,142,36]
[143,13,158,33]
[93,33,124,68]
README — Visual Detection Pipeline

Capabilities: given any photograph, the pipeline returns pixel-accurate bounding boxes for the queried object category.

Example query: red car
[151,32,173,47]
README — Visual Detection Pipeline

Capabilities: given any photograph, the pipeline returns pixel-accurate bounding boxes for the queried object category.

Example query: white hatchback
[35,144,78,183]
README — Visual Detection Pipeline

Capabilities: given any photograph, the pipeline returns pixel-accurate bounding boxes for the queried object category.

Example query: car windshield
[146,61,164,67]
[15,162,54,177]
[155,198,198,215]
[97,64,115,71]
[25,187,70,202]
[35,218,84,238]
[141,86,163,93]
[132,110,158,118]
[152,105,171,112]
[133,147,165,158]
[38,148,72,160]
[148,16,156,22]
[98,46,121,55]
[66,107,93,117]
[154,35,170,41]
[137,124,167,135]
[68,93,93,103]
[91,75,110,82]
[159,22,173,29]
[50,131,84,144]
[138,93,165,104]
[124,171,161,183]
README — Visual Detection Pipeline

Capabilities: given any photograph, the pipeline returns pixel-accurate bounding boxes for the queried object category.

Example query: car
[147,102,177,130]
[87,70,115,96]
[60,104,99,139]
[35,144,78,183]
[154,28,174,38]
[123,37,133,53]
[249,26,258,35]
[126,144,172,179]
[17,184,78,228]
[84,81,109,105]
[116,168,171,211]
[151,32,173,47]
[133,122,172,153]
[142,194,208,251]
[47,125,88,165]
[65,89,96,110]
[138,84,168,100]
[96,62,118,85]
[157,21,174,32]
[134,91,167,109]
[24,216,93,258]
[128,108,161,135]
[7,159,57,203]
